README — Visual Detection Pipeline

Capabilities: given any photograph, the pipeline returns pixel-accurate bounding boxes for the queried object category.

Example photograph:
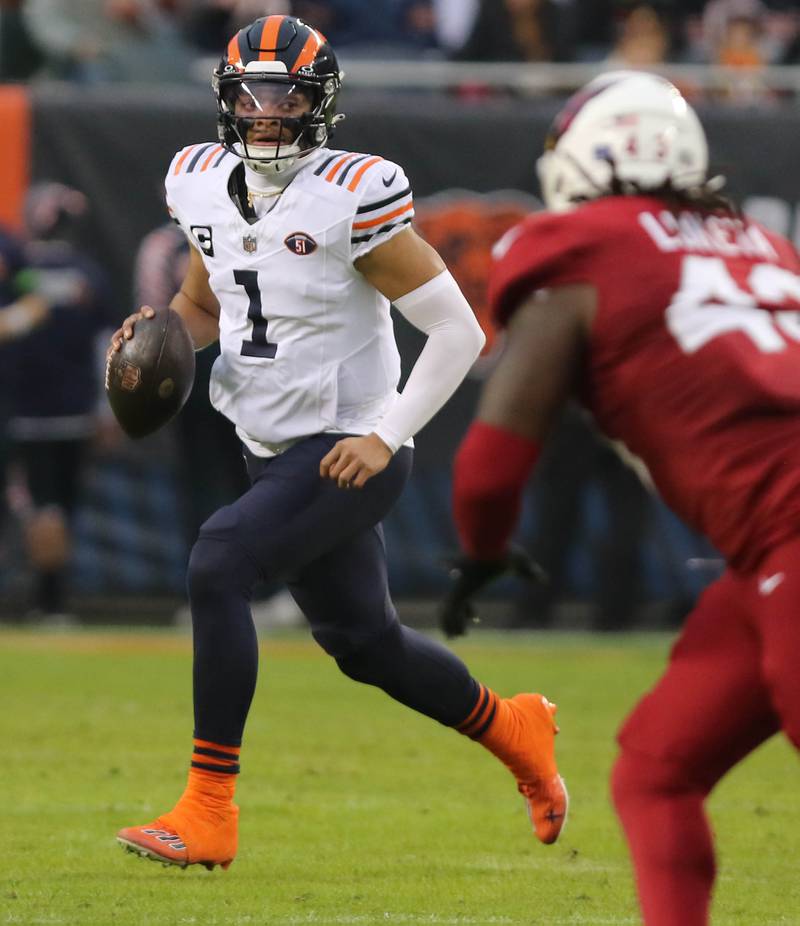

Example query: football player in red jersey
[443,70,800,926]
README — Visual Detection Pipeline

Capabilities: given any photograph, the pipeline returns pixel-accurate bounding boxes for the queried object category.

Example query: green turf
[1,628,798,925]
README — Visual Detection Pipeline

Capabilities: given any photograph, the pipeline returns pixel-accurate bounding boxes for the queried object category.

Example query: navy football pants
[187,434,480,745]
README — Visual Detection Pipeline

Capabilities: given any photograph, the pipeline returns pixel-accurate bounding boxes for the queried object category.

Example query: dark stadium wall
[20,84,800,612]
[31,85,800,313]
[29,83,800,462]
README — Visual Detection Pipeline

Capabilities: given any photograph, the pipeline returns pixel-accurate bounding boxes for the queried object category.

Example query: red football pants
[611,535,800,926]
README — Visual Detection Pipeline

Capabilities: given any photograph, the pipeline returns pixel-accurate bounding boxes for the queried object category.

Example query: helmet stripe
[277,15,299,55]
[551,80,621,144]
[347,157,383,192]
[257,15,284,61]
[238,29,251,66]
[226,34,240,67]
[290,30,322,73]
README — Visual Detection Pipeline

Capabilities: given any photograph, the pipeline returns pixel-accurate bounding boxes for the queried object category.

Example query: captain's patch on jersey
[191,225,214,257]
[284,232,317,256]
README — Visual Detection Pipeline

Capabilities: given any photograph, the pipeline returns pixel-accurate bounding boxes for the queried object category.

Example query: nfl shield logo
[242,235,257,253]
[119,361,142,392]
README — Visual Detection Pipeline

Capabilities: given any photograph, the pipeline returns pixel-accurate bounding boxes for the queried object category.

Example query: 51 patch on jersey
[284,232,317,256]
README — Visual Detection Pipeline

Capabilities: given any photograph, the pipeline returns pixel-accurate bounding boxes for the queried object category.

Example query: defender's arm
[454,284,594,559]
[439,283,593,637]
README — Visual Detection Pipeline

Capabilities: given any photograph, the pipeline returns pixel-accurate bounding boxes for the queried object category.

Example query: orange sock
[457,684,539,780]
[177,739,240,810]
[457,684,501,740]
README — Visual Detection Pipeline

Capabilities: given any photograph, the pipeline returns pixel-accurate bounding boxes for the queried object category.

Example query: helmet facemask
[213,16,344,176]
[215,68,341,176]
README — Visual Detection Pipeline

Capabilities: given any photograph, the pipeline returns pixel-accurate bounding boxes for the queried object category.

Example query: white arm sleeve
[374,270,486,453]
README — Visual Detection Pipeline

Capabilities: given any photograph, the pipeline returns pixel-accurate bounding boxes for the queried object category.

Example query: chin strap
[244,152,300,176]
[241,152,310,204]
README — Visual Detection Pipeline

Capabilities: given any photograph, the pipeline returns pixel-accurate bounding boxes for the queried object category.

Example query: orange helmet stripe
[200,144,223,171]
[352,201,413,230]
[173,145,198,175]
[291,30,322,72]
[226,34,240,67]
[346,157,383,192]
[258,15,284,61]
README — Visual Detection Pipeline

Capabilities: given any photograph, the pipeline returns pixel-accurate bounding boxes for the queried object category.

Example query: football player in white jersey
[112,15,566,870]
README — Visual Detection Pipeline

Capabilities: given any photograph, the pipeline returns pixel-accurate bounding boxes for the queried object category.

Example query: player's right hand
[438,546,547,638]
[108,305,156,357]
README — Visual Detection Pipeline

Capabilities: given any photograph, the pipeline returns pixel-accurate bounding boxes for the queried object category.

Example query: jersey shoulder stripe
[313,152,341,175]
[345,156,383,192]
[351,217,413,245]
[314,151,385,192]
[171,142,231,176]
[355,184,411,215]
[317,152,360,183]
[353,200,413,231]
[352,182,414,244]
[347,158,414,250]
[337,154,375,186]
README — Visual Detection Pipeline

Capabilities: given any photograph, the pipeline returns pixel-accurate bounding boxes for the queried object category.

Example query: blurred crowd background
[0,0,795,631]
[2,0,800,91]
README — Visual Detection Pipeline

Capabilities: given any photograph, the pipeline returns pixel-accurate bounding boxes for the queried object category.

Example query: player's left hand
[439,545,548,638]
[320,433,393,489]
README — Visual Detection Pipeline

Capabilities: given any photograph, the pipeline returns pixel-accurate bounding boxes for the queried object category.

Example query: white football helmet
[537,71,709,212]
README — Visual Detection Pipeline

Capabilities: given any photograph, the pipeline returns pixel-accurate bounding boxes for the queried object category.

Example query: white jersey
[164,144,415,456]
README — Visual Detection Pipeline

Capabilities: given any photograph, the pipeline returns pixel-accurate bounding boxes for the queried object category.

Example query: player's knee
[611,749,649,814]
[187,534,257,603]
[332,619,402,684]
[760,654,800,749]
[612,747,675,813]
[612,745,706,814]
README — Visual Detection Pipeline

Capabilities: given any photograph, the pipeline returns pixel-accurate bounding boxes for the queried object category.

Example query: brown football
[105,307,195,439]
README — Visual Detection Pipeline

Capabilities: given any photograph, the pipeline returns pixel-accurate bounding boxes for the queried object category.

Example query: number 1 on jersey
[235,269,278,358]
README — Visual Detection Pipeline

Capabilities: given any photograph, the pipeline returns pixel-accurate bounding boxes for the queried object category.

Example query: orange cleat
[509,694,568,844]
[117,801,239,871]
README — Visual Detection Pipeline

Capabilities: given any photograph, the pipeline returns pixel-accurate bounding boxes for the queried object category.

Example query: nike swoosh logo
[382,170,398,187]
[758,572,785,596]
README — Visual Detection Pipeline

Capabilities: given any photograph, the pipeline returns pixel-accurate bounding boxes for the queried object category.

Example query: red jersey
[489,195,800,573]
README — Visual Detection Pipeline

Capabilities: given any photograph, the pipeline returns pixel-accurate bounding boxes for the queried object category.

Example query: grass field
[1,627,799,926]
